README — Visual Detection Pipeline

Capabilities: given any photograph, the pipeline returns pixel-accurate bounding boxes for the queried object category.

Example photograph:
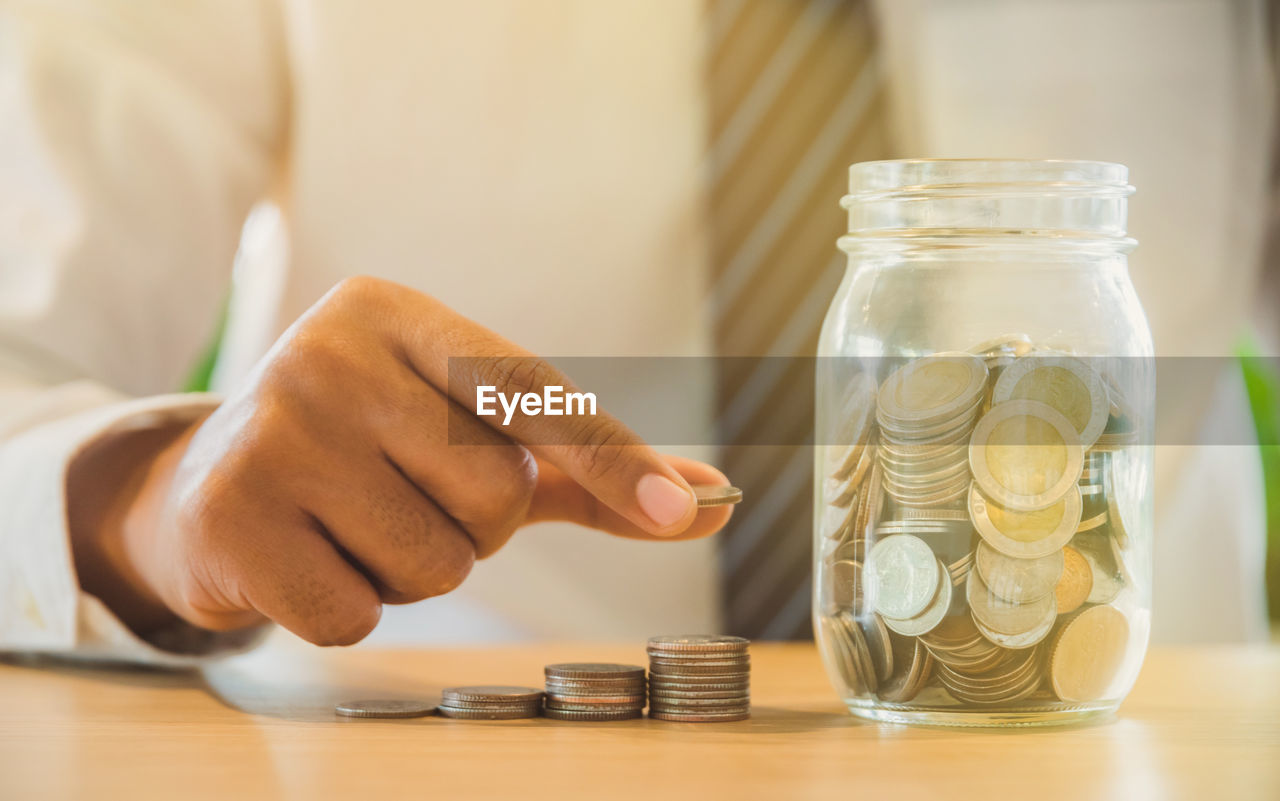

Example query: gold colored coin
[1049,605,1130,702]
[974,540,1063,604]
[969,400,1084,511]
[968,482,1082,559]
[1054,546,1092,615]
[966,569,1056,637]
[992,355,1108,449]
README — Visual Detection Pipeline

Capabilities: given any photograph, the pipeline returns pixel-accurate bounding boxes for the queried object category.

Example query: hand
[70,277,732,645]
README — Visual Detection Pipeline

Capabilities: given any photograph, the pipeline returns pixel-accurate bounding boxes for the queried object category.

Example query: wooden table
[1,643,1277,801]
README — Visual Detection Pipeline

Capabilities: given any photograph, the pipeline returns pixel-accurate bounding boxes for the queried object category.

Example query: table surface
[1,642,1277,801]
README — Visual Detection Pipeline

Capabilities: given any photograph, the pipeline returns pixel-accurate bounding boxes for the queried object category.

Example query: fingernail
[636,473,694,532]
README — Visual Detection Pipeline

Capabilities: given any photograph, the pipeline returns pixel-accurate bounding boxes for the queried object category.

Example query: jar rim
[846,159,1133,200]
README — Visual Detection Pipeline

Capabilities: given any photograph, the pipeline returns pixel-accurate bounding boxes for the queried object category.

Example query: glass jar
[813,160,1154,726]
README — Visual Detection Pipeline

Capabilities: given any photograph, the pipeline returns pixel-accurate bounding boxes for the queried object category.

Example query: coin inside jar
[1049,605,1130,702]
[969,399,1085,511]
[877,352,989,426]
[1054,545,1093,615]
[867,534,942,620]
[974,540,1064,604]
[992,355,1109,449]
[965,569,1056,636]
[968,482,1082,559]
[879,559,952,637]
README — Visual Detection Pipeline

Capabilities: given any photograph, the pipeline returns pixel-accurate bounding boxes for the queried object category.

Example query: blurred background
[1,0,1277,651]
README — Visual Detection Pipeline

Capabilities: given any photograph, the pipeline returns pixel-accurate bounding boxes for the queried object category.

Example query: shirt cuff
[0,388,269,666]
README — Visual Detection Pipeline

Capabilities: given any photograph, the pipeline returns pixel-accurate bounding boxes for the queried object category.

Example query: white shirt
[0,0,1270,664]
[0,0,720,663]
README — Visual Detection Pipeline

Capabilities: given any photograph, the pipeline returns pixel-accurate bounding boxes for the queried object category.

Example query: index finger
[381,285,700,537]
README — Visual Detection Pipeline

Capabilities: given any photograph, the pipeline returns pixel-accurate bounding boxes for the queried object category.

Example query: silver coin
[692,485,743,507]
[543,708,642,722]
[440,686,544,704]
[334,699,437,719]
[858,613,894,683]
[433,698,544,712]
[547,696,650,706]
[544,676,646,689]
[867,534,942,620]
[880,558,953,637]
[649,686,748,698]
[544,663,645,680]
[649,709,750,722]
[646,635,749,653]
[646,666,751,679]
[650,690,747,706]
[436,705,540,720]
[877,352,989,427]
[819,615,868,695]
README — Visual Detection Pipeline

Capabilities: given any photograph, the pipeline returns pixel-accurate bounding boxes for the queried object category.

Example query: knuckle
[366,489,477,600]
[326,275,393,312]
[314,603,382,647]
[488,446,539,517]
[472,355,556,399]
[571,416,635,481]
[266,330,360,400]
[420,533,476,597]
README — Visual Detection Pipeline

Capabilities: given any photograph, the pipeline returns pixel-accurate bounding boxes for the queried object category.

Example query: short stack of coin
[876,353,989,509]
[542,663,646,721]
[647,636,750,722]
[436,686,544,720]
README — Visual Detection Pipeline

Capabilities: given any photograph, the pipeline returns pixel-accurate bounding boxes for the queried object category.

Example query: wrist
[68,419,202,636]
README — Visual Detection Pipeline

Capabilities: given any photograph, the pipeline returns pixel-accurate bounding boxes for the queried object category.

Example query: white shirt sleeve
[0,1,287,663]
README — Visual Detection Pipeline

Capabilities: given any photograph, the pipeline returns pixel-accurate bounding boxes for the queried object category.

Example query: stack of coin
[876,352,988,509]
[646,636,750,722]
[437,686,544,720]
[542,663,646,721]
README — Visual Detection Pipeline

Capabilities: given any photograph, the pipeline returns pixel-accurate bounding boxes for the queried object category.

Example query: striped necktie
[707,0,890,639]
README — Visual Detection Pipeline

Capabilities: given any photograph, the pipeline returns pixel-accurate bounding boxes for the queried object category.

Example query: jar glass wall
[813,160,1154,726]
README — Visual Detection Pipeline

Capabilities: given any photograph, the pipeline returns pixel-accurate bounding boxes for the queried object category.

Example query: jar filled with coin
[814,160,1153,726]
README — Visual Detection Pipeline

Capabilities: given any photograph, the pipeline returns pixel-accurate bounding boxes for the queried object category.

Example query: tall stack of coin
[542,663,646,721]
[646,636,750,722]
[820,338,1141,711]
[437,686,544,720]
[876,353,988,509]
